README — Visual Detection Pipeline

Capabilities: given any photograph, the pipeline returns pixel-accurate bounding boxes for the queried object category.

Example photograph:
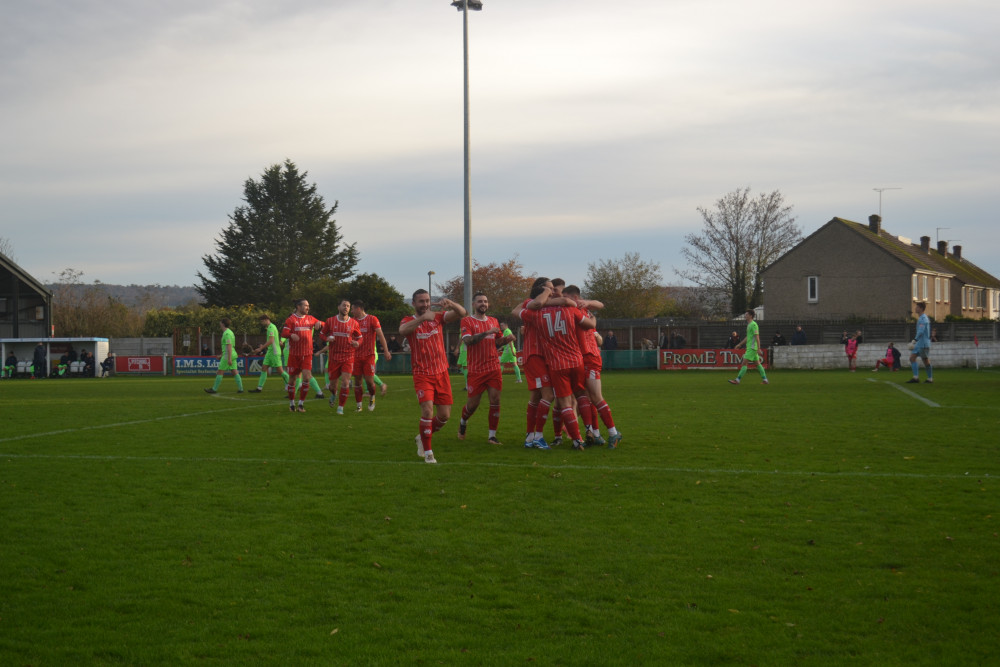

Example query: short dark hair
[916,301,927,311]
[258,314,270,322]
[220,317,232,327]
[351,299,365,310]
[745,309,756,319]
[412,288,429,301]
[551,278,565,288]
[473,292,487,300]
[563,284,581,297]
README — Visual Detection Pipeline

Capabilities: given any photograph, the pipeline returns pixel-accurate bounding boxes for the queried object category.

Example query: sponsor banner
[116,356,166,373]
[174,356,251,375]
[659,348,769,370]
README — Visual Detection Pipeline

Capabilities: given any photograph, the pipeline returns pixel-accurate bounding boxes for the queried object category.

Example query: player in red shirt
[515,285,595,450]
[563,284,622,448]
[457,292,514,445]
[513,277,557,449]
[351,300,392,412]
[316,299,362,415]
[280,299,323,412]
[399,289,466,464]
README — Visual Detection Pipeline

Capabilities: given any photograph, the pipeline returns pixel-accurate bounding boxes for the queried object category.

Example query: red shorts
[413,371,453,406]
[524,355,551,390]
[327,357,353,378]
[467,368,502,397]
[583,352,602,379]
[287,353,313,374]
[352,355,376,378]
[549,365,585,398]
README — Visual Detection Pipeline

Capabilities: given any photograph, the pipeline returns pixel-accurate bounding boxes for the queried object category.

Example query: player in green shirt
[205,317,245,393]
[498,322,521,382]
[729,309,769,385]
[250,314,290,392]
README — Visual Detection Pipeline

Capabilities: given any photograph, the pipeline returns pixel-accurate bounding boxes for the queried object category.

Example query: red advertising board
[659,348,769,370]
[116,356,166,373]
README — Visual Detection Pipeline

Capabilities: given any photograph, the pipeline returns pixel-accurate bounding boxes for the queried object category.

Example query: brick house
[761,216,1000,321]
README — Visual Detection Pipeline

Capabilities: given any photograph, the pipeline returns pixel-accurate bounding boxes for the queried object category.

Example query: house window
[912,275,918,299]
[807,276,819,303]
[935,278,941,302]
[944,280,950,303]
[962,287,967,309]
[921,276,928,301]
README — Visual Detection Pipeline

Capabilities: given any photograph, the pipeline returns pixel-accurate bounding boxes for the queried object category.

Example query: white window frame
[943,280,950,303]
[807,276,819,303]
[912,275,919,300]
[935,278,940,302]
[921,275,929,301]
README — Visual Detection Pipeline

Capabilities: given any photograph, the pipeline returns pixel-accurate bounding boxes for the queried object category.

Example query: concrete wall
[772,341,1000,370]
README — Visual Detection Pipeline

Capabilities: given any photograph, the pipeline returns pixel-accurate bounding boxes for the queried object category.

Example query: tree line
[43,159,802,337]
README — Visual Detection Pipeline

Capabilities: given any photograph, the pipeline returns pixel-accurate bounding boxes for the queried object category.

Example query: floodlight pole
[452,0,482,313]
[428,270,435,298]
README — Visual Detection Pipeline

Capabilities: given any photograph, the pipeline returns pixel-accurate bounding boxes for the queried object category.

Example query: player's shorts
[524,355,551,390]
[219,354,238,372]
[846,353,857,360]
[352,355,376,378]
[583,352,602,379]
[467,368,502,397]
[499,348,517,363]
[287,353,312,374]
[911,345,929,360]
[743,349,760,363]
[263,348,282,367]
[327,356,354,378]
[413,371,453,406]
[549,365,585,398]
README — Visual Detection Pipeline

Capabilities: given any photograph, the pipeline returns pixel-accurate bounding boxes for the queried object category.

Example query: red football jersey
[519,298,545,360]
[353,314,382,359]
[401,311,449,375]
[321,316,362,362]
[282,314,321,356]
[519,305,585,371]
[575,308,601,357]
[460,315,501,374]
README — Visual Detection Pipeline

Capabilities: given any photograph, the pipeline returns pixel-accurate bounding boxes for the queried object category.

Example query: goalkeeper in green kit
[250,314,289,392]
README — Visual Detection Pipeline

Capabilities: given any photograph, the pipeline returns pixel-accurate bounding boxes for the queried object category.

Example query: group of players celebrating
[399,276,621,464]
[209,278,622,465]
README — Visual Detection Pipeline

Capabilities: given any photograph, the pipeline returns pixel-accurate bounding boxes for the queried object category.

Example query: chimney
[868,214,881,234]
[953,245,962,261]
[920,236,931,253]
[937,240,947,255]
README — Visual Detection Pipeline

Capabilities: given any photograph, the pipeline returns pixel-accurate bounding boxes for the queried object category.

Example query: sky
[3,0,999,299]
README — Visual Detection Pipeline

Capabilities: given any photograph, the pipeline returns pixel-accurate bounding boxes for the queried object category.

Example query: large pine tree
[196,160,358,308]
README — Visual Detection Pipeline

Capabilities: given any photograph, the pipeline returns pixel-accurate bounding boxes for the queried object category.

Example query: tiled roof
[834,217,1000,289]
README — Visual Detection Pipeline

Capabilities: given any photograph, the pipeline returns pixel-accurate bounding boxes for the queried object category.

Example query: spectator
[201,344,211,356]
[872,342,898,372]
[791,325,807,345]
[640,338,656,350]
[771,331,787,346]
[32,342,47,378]
[725,331,740,349]
[603,331,618,350]
[100,353,115,378]
[659,333,669,349]
[4,352,16,378]
[671,332,686,349]
[855,330,864,345]
[839,330,850,346]
[81,350,95,376]
[931,328,940,343]
[387,334,403,353]
[845,333,858,372]
[401,337,411,353]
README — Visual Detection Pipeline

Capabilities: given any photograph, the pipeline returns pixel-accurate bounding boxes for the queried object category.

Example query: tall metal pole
[461,1,473,313]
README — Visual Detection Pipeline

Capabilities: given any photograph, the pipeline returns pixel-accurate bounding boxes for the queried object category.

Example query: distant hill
[46,284,201,309]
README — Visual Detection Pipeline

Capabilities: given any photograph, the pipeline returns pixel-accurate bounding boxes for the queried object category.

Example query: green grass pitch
[1,368,998,664]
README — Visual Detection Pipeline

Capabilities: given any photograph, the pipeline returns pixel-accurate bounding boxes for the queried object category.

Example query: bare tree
[678,187,801,315]
[0,236,15,261]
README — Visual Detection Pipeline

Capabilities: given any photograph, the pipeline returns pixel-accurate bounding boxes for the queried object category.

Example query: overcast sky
[3,0,998,300]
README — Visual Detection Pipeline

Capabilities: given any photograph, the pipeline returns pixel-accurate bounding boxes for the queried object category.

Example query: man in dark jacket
[32,343,47,378]
[791,325,807,345]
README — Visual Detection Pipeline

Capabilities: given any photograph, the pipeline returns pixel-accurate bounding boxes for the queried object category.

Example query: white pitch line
[867,377,940,408]
[0,452,993,480]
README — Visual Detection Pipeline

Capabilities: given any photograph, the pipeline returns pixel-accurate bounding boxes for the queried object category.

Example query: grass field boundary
[867,377,941,407]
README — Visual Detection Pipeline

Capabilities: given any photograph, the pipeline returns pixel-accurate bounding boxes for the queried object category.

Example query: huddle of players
[399,277,622,464]
[277,298,391,414]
